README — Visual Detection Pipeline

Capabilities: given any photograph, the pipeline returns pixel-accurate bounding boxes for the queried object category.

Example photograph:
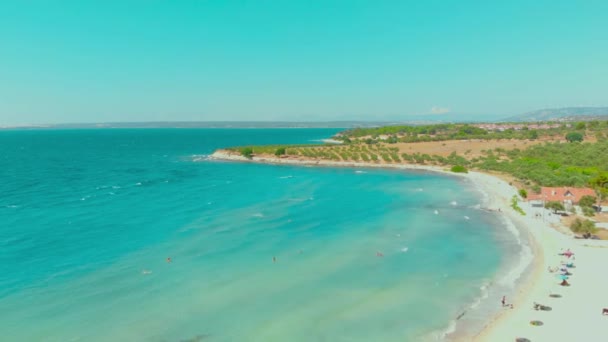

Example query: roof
[527,187,596,204]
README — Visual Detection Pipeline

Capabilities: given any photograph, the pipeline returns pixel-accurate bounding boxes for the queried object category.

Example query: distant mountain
[502,107,608,122]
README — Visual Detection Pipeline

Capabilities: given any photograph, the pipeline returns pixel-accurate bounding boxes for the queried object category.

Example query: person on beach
[501,296,506,307]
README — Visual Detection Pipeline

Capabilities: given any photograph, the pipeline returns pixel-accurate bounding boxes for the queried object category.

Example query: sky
[0,0,607,125]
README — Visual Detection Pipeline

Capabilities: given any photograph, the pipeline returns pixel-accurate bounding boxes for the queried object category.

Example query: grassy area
[222,120,608,196]
[337,121,608,144]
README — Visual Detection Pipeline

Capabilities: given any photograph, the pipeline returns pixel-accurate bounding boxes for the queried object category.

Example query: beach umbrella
[559,275,569,280]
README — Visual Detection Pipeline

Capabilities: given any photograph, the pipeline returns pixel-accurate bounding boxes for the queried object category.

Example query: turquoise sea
[0,129,521,341]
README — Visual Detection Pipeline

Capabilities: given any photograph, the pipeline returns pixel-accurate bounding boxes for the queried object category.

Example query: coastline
[209,150,608,341]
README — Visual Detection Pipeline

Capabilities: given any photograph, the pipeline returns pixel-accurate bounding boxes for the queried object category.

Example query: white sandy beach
[471,173,608,342]
[211,151,608,341]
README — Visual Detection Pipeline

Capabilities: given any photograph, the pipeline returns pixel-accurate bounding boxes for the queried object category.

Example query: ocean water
[0,129,520,341]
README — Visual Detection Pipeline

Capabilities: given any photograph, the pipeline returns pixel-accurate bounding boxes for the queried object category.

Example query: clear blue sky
[1,0,607,125]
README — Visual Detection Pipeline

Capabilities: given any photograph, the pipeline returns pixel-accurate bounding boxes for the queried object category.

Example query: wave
[192,154,210,162]
[433,280,492,340]
[495,217,533,288]
[354,170,367,174]
[251,213,264,218]
[279,175,294,179]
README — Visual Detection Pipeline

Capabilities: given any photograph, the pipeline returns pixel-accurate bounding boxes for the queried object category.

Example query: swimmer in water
[376,251,384,257]
[273,256,277,263]
[166,257,172,263]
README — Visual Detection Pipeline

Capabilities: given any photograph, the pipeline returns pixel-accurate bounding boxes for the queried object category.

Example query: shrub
[451,165,468,173]
[582,206,596,217]
[570,218,597,234]
[578,195,596,208]
[511,195,526,215]
[545,201,565,213]
[565,132,583,142]
[240,147,253,159]
[275,147,286,156]
[518,189,528,199]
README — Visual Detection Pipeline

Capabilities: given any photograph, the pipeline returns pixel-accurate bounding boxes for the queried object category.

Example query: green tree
[545,201,565,213]
[451,165,468,173]
[589,173,608,196]
[570,218,597,234]
[578,195,596,208]
[582,206,596,217]
[240,147,254,159]
[565,132,584,142]
[575,122,586,130]
[274,147,286,157]
[518,189,528,199]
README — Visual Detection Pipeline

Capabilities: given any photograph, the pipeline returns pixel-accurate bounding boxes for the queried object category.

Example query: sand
[470,174,608,342]
[210,151,608,341]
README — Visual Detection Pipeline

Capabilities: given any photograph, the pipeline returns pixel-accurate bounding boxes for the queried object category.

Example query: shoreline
[209,150,608,341]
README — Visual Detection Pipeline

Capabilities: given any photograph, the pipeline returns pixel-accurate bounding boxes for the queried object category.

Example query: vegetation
[569,218,597,235]
[545,201,565,213]
[473,140,608,188]
[565,132,584,142]
[579,195,597,208]
[338,121,606,144]
[450,165,468,173]
[511,195,526,215]
[582,206,596,217]
[578,195,597,217]
[240,147,253,159]
[518,189,528,199]
[274,147,286,156]
[224,121,608,197]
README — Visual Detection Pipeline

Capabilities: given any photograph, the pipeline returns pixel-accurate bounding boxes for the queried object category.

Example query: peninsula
[212,120,608,341]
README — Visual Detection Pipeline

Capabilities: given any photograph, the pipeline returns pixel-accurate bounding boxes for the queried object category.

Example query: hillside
[503,107,608,122]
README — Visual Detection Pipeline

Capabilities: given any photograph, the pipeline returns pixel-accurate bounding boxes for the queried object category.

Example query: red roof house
[527,187,596,204]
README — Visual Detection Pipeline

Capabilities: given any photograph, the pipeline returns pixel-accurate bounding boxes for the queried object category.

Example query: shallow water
[0,129,519,341]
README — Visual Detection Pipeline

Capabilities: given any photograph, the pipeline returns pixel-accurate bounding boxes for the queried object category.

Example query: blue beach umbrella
[559,275,569,280]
